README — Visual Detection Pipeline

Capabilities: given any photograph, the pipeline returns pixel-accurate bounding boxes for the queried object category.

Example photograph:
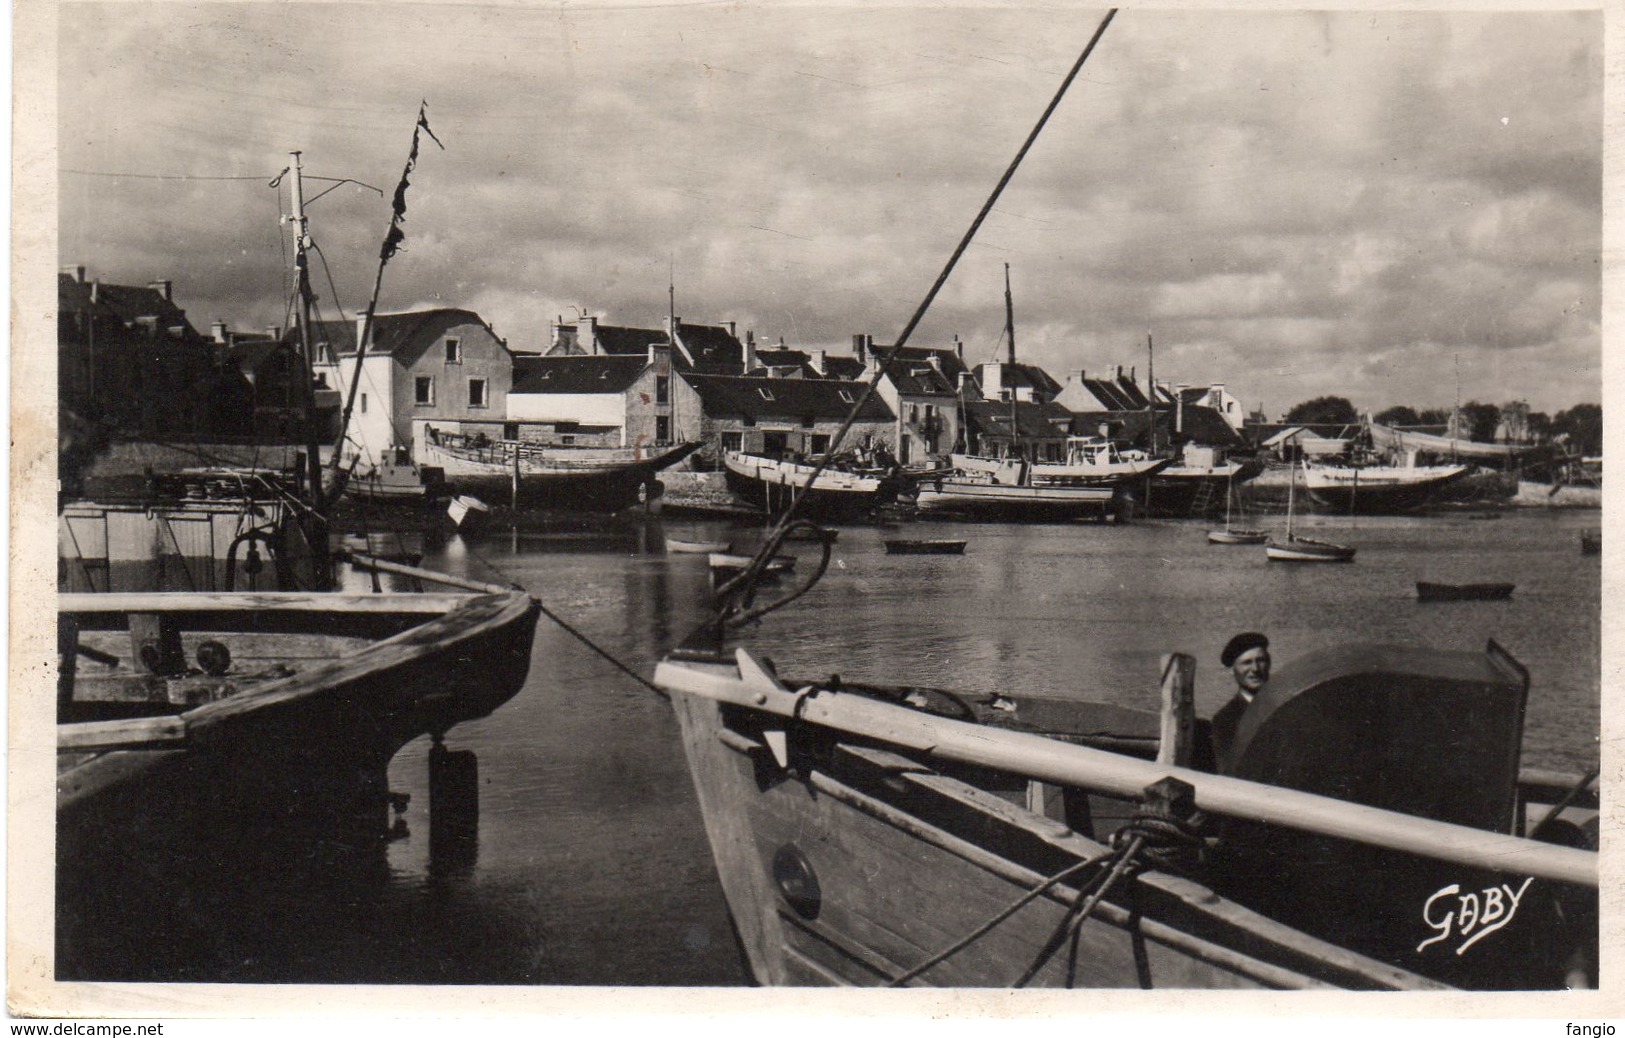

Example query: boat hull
[1302,465,1473,514]
[1208,529,1268,545]
[417,439,701,512]
[914,479,1118,522]
[883,539,967,555]
[1265,537,1356,563]
[664,674,1441,988]
[722,452,895,522]
[1415,581,1515,602]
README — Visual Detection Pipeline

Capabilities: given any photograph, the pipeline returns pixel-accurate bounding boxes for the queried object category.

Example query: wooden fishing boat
[668,536,734,554]
[59,583,541,831]
[884,538,968,555]
[1416,581,1515,602]
[723,451,901,521]
[417,432,702,512]
[341,450,448,506]
[914,476,1118,522]
[1301,460,1473,514]
[652,640,1596,989]
[955,439,1171,488]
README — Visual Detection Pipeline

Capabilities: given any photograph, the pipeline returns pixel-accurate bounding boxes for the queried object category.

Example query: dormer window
[757,387,775,401]
[445,337,462,364]
[838,389,856,404]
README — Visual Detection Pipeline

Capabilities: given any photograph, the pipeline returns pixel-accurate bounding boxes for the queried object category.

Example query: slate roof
[299,309,501,366]
[684,374,894,422]
[870,344,973,386]
[511,355,650,394]
[58,273,206,343]
[1070,406,1244,449]
[885,361,957,397]
[963,398,1072,441]
[821,355,868,380]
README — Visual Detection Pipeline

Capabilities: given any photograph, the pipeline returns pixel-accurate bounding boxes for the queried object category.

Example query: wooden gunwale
[652,653,1596,889]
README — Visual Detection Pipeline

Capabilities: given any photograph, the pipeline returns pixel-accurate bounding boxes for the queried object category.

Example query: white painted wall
[506,392,626,428]
[315,354,400,467]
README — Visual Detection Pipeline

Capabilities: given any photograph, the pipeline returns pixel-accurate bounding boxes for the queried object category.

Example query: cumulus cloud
[56,4,1601,415]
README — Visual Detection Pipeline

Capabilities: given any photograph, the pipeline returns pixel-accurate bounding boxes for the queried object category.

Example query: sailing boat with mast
[1206,468,1267,545]
[1265,453,1355,562]
[57,126,544,968]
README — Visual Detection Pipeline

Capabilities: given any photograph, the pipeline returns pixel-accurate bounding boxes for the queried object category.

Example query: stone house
[304,308,515,467]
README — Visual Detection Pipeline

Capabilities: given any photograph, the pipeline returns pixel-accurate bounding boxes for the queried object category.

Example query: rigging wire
[60,168,277,182]
[712,7,1119,628]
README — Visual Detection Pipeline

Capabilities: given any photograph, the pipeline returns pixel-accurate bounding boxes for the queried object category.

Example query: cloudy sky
[56,3,1602,417]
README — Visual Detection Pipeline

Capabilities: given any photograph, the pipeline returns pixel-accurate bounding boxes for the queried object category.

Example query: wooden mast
[289,152,328,511]
[1003,264,1020,462]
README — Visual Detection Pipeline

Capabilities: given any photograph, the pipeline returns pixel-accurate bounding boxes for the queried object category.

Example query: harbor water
[62,507,1601,984]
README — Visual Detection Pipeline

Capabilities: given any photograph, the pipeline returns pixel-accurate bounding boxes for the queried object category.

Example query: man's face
[1231,647,1271,697]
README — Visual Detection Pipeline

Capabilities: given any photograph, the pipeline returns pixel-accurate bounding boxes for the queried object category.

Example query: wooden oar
[652,649,1596,889]
[341,552,527,596]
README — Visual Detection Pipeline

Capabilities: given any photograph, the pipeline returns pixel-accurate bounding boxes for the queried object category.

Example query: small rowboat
[782,526,839,544]
[708,553,796,576]
[667,536,733,554]
[1206,528,1267,545]
[884,539,968,555]
[1265,535,1356,563]
[1416,581,1515,602]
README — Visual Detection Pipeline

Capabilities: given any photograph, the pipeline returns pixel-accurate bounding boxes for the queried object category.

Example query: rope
[884,847,1118,986]
[883,785,1205,988]
[458,537,670,699]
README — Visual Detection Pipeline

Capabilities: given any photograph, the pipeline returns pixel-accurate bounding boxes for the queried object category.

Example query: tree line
[1281,396,1602,458]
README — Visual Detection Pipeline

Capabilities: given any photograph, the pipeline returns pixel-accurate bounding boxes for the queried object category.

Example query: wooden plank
[654,656,1597,889]
[1157,653,1196,767]
[59,716,188,751]
[61,591,474,616]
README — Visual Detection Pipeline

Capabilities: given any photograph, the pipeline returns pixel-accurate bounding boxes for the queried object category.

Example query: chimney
[148,279,173,302]
[926,353,941,373]
[725,321,736,339]
[809,349,826,376]
[742,332,758,372]
[266,325,283,341]
[852,334,867,365]
[580,314,600,356]
[211,320,228,343]
[953,334,963,361]
[62,264,87,283]
[89,280,100,304]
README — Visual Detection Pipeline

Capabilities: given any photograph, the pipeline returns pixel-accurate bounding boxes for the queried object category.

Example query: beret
[1221,632,1269,668]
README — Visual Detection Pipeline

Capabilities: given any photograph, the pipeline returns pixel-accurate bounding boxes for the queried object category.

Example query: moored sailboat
[417,431,702,512]
[1266,458,1355,563]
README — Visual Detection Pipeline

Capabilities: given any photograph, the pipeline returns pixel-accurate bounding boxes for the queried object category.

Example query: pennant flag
[381,101,444,264]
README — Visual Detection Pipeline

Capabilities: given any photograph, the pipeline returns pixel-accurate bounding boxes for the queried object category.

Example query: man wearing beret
[1210,632,1270,771]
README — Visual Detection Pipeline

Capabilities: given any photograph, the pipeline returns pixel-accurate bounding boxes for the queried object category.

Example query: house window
[415,376,434,405]
[908,404,919,423]
[808,434,831,456]
[503,423,519,440]
[360,393,368,415]
[469,378,488,408]
[445,338,462,363]
[656,375,670,405]
[656,415,671,443]
[721,432,743,453]
[314,373,328,387]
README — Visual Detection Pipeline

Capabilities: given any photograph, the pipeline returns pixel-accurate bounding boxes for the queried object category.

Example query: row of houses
[58,267,1257,472]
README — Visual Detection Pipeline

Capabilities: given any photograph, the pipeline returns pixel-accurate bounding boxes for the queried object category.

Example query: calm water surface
[76,508,1603,984]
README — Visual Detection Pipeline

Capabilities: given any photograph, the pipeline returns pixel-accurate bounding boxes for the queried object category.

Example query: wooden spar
[652,651,1597,889]
[342,552,524,596]
[1156,653,1196,767]
[61,590,480,616]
